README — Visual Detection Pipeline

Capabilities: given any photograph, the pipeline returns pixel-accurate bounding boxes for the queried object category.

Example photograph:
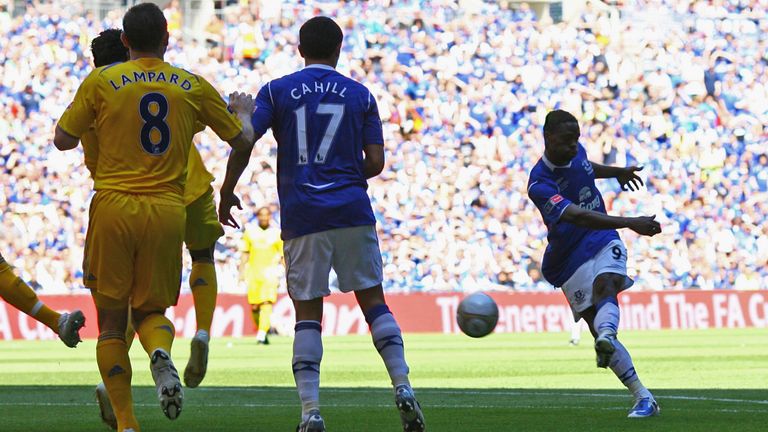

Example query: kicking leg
[293,298,325,432]
[356,285,425,432]
[590,273,623,368]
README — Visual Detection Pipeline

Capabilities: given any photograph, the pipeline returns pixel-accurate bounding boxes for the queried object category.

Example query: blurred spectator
[1,0,767,294]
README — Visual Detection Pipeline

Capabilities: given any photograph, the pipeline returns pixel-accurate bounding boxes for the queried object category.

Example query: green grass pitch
[0,329,766,431]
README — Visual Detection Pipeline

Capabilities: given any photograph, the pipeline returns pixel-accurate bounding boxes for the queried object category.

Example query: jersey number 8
[139,92,171,155]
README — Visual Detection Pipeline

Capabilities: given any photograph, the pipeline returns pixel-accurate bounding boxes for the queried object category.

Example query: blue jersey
[527,144,619,286]
[251,65,384,240]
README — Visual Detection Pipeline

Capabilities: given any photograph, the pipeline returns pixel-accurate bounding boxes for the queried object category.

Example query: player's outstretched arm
[363,144,385,179]
[218,92,256,229]
[53,125,80,151]
[560,204,661,236]
[591,162,644,191]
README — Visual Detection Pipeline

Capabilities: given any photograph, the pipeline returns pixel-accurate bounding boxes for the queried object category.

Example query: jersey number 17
[294,103,345,165]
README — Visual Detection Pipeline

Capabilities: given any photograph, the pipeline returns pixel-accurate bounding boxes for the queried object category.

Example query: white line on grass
[195,387,768,405]
[0,401,765,414]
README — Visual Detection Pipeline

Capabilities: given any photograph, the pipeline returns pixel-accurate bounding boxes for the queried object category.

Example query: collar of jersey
[304,64,335,71]
[542,154,572,171]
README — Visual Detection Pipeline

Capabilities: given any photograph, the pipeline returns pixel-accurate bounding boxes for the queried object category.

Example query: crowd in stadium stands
[1,0,767,294]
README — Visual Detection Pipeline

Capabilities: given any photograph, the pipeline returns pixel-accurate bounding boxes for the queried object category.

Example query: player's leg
[591,272,624,367]
[184,246,216,388]
[569,318,582,346]
[581,307,659,417]
[96,309,135,430]
[131,200,185,420]
[256,301,274,344]
[285,231,331,431]
[183,189,223,388]
[93,293,140,432]
[334,226,425,432]
[293,298,325,431]
[86,191,142,431]
[0,255,84,347]
[250,303,261,332]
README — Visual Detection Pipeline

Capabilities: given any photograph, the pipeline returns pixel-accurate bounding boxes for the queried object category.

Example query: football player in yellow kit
[53,4,254,431]
[82,27,227,430]
[241,207,283,344]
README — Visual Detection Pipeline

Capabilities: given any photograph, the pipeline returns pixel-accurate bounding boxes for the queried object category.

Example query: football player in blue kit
[527,110,661,418]
[219,16,425,432]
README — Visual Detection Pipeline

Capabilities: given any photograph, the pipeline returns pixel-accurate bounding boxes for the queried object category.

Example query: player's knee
[189,246,215,263]
[131,308,165,326]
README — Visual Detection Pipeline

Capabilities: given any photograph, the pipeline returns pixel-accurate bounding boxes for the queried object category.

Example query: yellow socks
[136,313,175,356]
[0,263,60,332]
[251,305,260,330]
[97,337,139,431]
[258,303,273,333]
[189,261,217,333]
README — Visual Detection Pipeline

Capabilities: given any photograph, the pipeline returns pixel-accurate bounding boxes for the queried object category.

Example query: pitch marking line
[0,401,764,414]
[195,387,768,406]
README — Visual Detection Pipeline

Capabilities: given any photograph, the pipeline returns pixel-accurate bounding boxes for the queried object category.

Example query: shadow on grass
[0,386,765,431]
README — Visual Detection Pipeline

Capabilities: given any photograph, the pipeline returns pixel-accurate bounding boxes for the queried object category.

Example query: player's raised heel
[58,310,86,348]
[628,397,660,418]
[395,385,426,432]
[95,382,117,430]
[150,349,184,420]
[296,409,326,432]
[184,330,209,388]
[594,331,616,368]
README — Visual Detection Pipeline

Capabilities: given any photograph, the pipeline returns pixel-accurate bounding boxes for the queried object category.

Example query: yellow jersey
[59,58,241,199]
[241,226,283,273]
[82,122,215,205]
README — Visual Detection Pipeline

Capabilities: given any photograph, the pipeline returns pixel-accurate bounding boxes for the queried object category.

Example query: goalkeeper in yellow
[53,4,254,432]
[241,207,283,344]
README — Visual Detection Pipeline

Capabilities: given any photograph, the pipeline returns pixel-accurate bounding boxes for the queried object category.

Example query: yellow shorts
[185,187,224,251]
[84,190,185,311]
[247,275,279,305]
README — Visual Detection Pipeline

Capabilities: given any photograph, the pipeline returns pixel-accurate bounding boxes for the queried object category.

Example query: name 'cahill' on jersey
[251,64,384,240]
[527,144,619,287]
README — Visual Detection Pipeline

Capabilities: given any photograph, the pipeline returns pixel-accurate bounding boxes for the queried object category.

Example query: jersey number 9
[139,92,171,155]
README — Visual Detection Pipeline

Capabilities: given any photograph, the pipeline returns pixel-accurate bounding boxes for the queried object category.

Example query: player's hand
[228,92,255,116]
[617,166,644,191]
[218,191,243,229]
[629,215,661,236]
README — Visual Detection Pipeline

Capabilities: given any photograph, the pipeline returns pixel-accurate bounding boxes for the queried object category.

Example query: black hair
[91,29,128,67]
[122,2,167,52]
[299,16,343,59]
[543,109,579,134]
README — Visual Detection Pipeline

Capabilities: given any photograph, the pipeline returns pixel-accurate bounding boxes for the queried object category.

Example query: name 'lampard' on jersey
[109,71,193,92]
[290,81,348,100]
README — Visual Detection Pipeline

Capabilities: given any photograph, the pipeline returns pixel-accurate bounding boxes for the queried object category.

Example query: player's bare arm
[218,92,257,229]
[53,125,80,151]
[592,162,644,191]
[362,144,385,179]
[559,204,661,236]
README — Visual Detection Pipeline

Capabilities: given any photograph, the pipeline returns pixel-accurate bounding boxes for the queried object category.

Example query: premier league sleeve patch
[543,194,564,214]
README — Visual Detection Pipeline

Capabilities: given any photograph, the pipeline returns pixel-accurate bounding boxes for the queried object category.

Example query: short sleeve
[528,180,572,228]
[197,76,243,141]
[363,90,384,145]
[58,71,99,138]
[251,83,274,138]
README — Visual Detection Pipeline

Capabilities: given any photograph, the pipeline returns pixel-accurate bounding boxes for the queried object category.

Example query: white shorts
[283,225,384,301]
[561,239,634,321]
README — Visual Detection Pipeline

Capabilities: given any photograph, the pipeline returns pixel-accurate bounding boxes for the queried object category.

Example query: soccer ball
[456,292,499,338]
